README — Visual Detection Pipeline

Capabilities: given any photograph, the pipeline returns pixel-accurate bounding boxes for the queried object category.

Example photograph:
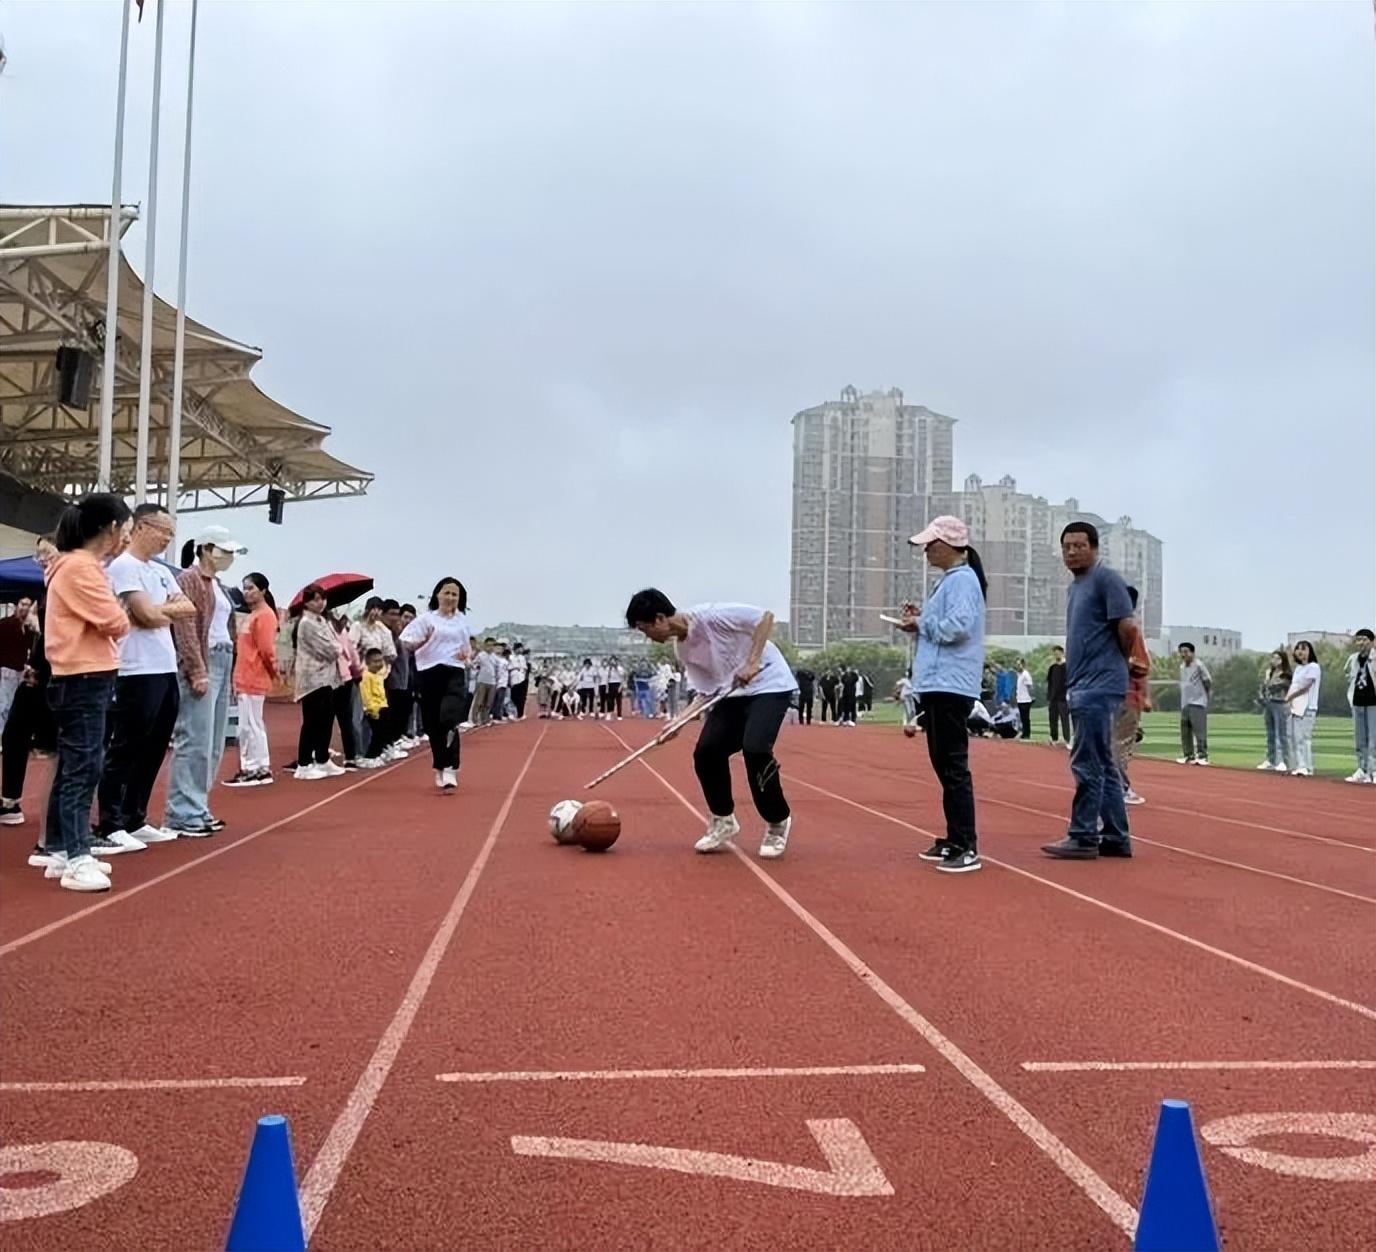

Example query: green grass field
[858,703,1360,779]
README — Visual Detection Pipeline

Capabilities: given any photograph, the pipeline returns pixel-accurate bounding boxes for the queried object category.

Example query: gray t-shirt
[1179,660,1212,708]
[1065,561,1133,706]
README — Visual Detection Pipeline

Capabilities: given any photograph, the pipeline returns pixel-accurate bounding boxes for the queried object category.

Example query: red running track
[1,708,1373,1249]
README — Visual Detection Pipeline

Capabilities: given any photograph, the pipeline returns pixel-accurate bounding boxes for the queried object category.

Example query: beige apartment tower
[789,386,955,648]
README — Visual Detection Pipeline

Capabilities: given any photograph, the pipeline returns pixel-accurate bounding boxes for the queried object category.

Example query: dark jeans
[386,687,413,745]
[299,687,335,765]
[44,672,115,858]
[2,680,47,801]
[511,680,529,718]
[97,672,180,836]
[820,690,836,722]
[693,691,791,823]
[1067,694,1130,846]
[332,682,358,761]
[605,682,621,718]
[920,692,978,853]
[1018,702,1033,739]
[839,690,857,722]
[419,664,466,769]
[798,691,813,725]
[1048,699,1071,742]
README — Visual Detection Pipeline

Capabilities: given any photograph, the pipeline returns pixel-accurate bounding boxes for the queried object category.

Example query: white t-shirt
[577,666,597,691]
[1016,670,1034,703]
[399,610,472,672]
[475,651,499,684]
[495,655,511,688]
[605,664,624,685]
[1287,662,1322,715]
[675,604,797,701]
[509,654,529,685]
[108,552,179,676]
[208,580,233,647]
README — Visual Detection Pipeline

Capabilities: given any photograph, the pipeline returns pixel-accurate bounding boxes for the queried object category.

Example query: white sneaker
[1124,790,1146,806]
[1291,767,1312,777]
[1344,770,1371,784]
[694,814,740,853]
[355,758,385,770]
[1176,757,1193,765]
[60,854,112,892]
[320,761,347,777]
[37,850,112,876]
[1256,762,1274,771]
[759,817,792,859]
[441,768,457,790]
[295,764,327,781]
[106,829,148,853]
[131,824,178,843]
[435,770,447,789]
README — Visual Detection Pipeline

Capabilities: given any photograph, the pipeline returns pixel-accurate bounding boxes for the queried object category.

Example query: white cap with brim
[194,524,248,554]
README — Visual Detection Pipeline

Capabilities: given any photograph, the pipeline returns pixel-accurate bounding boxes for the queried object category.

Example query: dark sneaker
[222,772,257,788]
[0,802,24,826]
[1098,841,1133,858]
[1041,838,1099,860]
[173,823,216,839]
[936,849,982,874]
[918,840,950,862]
[205,816,227,832]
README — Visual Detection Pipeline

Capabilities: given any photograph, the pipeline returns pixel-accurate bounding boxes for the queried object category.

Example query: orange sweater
[233,605,280,696]
[43,550,129,676]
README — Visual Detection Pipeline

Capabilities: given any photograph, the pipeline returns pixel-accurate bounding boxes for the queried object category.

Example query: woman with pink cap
[897,515,988,874]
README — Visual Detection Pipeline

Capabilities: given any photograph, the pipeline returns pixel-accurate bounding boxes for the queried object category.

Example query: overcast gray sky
[4,0,1373,645]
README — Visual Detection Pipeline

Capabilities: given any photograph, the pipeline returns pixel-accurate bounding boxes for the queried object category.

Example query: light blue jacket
[911,564,986,698]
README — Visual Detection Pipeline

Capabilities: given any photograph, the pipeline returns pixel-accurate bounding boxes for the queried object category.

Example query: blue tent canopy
[0,556,44,599]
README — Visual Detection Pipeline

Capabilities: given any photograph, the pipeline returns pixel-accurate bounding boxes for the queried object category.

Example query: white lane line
[960,790,1375,903]
[995,774,1373,853]
[1021,1060,1376,1073]
[0,757,417,960]
[0,1076,308,1092]
[298,730,546,1239]
[792,777,1376,1025]
[603,727,1138,1241]
[436,1063,927,1083]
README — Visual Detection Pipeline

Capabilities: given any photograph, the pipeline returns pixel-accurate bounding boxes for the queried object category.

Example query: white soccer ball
[548,799,584,844]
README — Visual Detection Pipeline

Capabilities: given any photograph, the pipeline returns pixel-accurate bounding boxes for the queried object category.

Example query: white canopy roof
[0,204,372,511]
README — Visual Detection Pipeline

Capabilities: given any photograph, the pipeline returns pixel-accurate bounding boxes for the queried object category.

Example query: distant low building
[1163,625,1243,661]
[1285,630,1357,651]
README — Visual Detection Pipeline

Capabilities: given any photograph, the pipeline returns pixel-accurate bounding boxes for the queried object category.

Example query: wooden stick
[583,690,730,790]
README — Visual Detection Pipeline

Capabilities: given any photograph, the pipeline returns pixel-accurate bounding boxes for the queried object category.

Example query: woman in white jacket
[1285,640,1322,777]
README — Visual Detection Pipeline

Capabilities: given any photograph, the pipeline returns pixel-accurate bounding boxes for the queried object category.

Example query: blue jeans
[1067,693,1130,846]
[1354,705,1376,775]
[166,645,233,827]
[44,672,116,858]
[1263,701,1292,770]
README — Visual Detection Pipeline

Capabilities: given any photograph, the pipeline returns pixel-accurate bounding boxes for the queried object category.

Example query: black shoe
[918,839,949,862]
[1041,838,1099,860]
[173,823,216,839]
[1098,841,1133,858]
[936,848,982,874]
[205,816,227,832]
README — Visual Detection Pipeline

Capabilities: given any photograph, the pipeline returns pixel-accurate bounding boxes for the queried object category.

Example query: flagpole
[167,0,198,530]
[97,0,134,492]
[134,0,166,505]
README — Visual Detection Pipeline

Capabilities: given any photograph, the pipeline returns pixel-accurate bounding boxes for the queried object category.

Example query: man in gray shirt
[1177,643,1212,765]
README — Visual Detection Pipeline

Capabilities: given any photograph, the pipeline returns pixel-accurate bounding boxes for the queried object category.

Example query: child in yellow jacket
[360,648,389,764]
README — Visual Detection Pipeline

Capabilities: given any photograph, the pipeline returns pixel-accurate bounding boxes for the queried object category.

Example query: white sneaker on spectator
[1124,790,1146,805]
[60,854,112,892]
[320,761,347,777]
[356,757,384,770]
[441,768,457,790]
[105,829,148,852]
[295,764,327,781]
[1344,770,1371,784]
[131,824,178,843]
[43,850,112,878]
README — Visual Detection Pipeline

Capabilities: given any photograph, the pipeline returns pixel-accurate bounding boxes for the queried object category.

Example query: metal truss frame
[0,205,371,514]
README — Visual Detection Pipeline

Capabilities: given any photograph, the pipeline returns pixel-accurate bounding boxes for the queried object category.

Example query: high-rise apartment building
[957,475,1163,638]
[789,387,1164,650]
[789,386,955,647]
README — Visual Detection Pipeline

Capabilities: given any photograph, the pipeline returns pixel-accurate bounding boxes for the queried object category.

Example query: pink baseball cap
[908,515,969,548]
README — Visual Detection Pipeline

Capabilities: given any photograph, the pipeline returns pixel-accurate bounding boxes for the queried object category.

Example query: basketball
[548,799,583,844]
[572,800,621,852]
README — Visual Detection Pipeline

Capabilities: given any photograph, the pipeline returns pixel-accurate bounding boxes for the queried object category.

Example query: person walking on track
[626,588,797,859]
[897,515,988,874]
[1042,521,1135,861]
[400,577,472,791]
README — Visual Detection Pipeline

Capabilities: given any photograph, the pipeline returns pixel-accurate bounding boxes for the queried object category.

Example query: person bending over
[626,588,797,859]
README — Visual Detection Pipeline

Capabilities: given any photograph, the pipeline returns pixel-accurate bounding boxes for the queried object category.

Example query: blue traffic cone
[1135,1099,1221,1252]
[226,1114,307,1252]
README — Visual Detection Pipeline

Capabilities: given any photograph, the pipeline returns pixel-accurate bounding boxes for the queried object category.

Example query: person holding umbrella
[400,576,473,791]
